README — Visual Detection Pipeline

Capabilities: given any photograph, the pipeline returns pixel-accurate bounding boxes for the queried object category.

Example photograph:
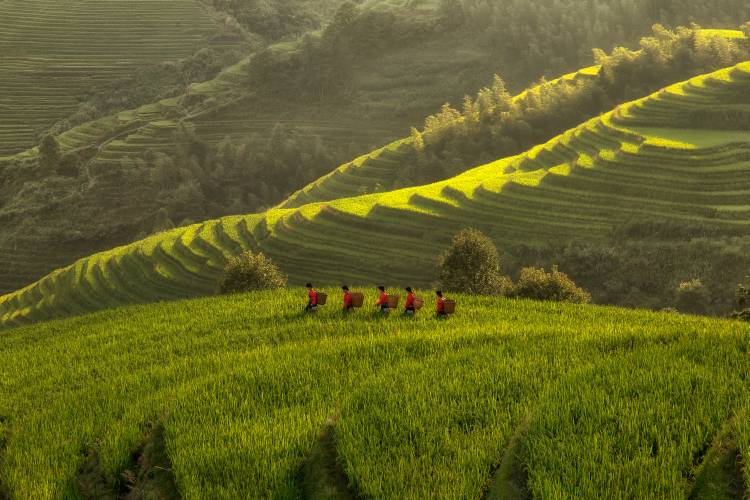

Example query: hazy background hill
[1,0,750,294]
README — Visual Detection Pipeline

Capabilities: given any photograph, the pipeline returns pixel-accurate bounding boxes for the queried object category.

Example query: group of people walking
[305,283,451,318]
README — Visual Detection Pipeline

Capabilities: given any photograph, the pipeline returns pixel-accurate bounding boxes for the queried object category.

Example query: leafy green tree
[218,251,287,294]
[514,266,591,304]
[438,228,511,295]
[732,276,750,322]
[38,134,61,173]
[675,278,711,315]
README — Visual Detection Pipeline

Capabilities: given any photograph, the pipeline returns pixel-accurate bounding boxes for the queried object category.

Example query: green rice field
[0,289,748,498]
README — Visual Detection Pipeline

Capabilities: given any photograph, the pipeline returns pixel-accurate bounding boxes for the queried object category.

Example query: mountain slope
[280,28,749,208]
[0,0,236,158]
[0,23,746,296]
[0,290,748,497]
[3,62,750,326]
[279,65,601,208]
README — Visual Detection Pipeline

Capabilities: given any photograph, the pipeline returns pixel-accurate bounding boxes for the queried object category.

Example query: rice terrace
[2,0,750,498]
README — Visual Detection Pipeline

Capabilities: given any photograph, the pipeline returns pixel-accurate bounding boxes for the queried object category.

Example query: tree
[731,275,750,322]
[675,278,711,314]
[218,251,287,294]
[38,134,61,173]
[438,228,511,295]
[514,266,591,304]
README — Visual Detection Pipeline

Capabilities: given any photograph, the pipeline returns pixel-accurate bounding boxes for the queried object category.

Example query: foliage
[0,291,748,498]
[37,135,60,173]
[218,251,286,294]
[438,228,510,295]
[731,276,750,322]
[674,278,711,315]
[513,266,591,304]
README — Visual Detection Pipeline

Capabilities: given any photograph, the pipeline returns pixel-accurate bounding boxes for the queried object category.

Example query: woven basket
[387,295,400,308]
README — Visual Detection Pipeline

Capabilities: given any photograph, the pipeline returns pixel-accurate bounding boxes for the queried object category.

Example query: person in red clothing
[436,290,447,318]
[375,285,389,313]
[305,283,318,313]
[404,287,416,316]
[342,285,354,312]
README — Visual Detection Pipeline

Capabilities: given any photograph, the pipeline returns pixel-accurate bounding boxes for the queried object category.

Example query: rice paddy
[0,0,232,157]
[0,289,748,498]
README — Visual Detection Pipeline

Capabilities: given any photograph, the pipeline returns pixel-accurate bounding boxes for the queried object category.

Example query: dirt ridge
[76,422,180,499]
[298,416,359,499]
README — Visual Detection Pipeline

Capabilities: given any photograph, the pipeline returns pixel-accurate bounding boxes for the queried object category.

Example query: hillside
[0,291,748,497]
[0,0,240,158]
[281,28,749,208]
[2,4,749,296]
[2,62,750,327]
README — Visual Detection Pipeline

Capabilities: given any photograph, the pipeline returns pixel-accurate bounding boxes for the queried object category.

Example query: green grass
[0,290,748,498]
[4,61,750,327]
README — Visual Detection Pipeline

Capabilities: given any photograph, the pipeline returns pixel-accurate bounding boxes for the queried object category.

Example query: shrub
[438,228,510,295]
[674,278,711,315]
[218,251,287,294]
[514,266,591,304]
[731,275,750,322]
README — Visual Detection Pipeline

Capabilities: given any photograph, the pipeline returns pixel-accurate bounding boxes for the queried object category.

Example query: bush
[438,228,510,295]
[218,251,287,294]
[674,278,711,315]
[731,275,750,322]
[514,266,591,304]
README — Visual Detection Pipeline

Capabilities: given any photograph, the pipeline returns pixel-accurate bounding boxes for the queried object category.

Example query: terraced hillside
[1,291,748,497]
[0,0,232,157]
[280,65,601,208]
[3,62,750,326]
[280,28,749,209]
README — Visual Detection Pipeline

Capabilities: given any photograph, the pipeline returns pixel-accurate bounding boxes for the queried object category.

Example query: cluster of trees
[438,0,750,83]
[438,228,591,304]
[2,123,353,245]
[246,1,439,101]
[142,124,352,232]
[435,226,750,318]
[206,0,331,42]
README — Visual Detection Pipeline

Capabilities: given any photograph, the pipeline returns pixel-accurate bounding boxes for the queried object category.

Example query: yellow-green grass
[4,63,750,327]
[0,0,234,157]
[0,290,748,498]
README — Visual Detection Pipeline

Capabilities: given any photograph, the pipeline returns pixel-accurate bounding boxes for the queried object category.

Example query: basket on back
[387,295,400,308]
[351,292,364,308]
[414,297,424,310]
[317,292,328,306]
[444,299,456,314]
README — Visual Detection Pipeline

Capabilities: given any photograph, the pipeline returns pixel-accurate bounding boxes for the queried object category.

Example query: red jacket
[436,297,445,313]
[376,292,388,306]
[405,293,415,308]
[343,291,352,308]
[308,290,318,306]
